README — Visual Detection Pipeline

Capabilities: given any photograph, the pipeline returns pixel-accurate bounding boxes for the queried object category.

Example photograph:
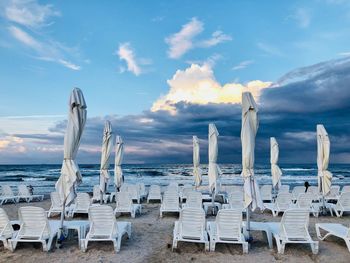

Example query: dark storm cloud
[7,56,350,164]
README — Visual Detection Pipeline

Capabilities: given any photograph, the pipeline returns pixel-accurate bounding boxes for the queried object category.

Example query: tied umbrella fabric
[100,121,114,194]
[208,123,221,194]
[193,136,202,188]
[115,136,124,189]
[271,137,282,188]
[317,124,332,196]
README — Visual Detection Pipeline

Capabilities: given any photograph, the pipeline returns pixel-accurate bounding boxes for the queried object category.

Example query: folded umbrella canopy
[55,87,87,230]
[270,137,282,189]
[193,136,202,188]
[317,124,332,196]
[208,123,220,194]
[99,120,114,203]
[114,136,124,191]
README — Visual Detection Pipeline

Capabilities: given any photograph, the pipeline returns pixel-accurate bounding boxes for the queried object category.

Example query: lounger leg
[42,241,48,252]
[204,241,209,251]
[209,241,216,252]
[311,241,319,254]
[243,242,248,253]
[172,238,178,251]
[344,239,350,253]
[83,239,88,252]
[160,211,163,218]
[113,238,121,253]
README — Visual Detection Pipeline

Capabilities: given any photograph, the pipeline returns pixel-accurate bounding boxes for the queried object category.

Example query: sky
[0,0,350,164]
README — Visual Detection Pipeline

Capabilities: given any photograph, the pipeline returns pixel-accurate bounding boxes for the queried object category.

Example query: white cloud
[117,42,151,76]
[257,42,284,56]
[151,63,272,114]
[232,60,254,71]
[284,131,315,141]
[58,59,81,71]
[8,25,41,49]
[165,18,231,59]
[4,0,60,28]
[293,8,311,28]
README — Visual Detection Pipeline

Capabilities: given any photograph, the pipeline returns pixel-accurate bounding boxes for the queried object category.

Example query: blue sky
[0,0,350,164]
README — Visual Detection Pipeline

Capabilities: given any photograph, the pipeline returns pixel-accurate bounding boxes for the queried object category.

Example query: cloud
[165,18,231,59]
[232,60,254,71]
[257,42,284,57]
[4,0,60,28]
[116,42,151,76]
[151,63,272,113]
[292,8,311,28]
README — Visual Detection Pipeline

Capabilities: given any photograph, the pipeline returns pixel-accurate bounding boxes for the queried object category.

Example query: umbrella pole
[56,198,66,248]
[246,206,251,241]
[211,189,215,215]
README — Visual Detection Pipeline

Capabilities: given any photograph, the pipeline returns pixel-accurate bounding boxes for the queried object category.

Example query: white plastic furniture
[82,205,131,252]
[47,192,65,218]
[127,184,141,204]
[264,192,292,217]
[180,185,193,202]
[172,208,209,251]
[324,186,341,201]
[160,190,180,218]
[222,192,245,211]
[342,185,350,194]
[292,186,306,201]
[207,209,248,253]
[182,191,202,209]
[326,192,350,217]
[268,209,318,254]
[293,193,319,217]
[315,223,350,252]
[114,191,141,218]
[17,184,44,203]
[260,185,273,202]
[279,185,290,193]
[0,208,15,250]
[0,185,18,205]
[91,185,109,203]
[147,185,162,203]
[10,206,58,252]
[69,193,92,218]
[137,183,147,200]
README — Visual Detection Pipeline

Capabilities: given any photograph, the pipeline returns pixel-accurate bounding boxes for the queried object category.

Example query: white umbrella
[208,123,220,194]
[270,137,282,189]
[114,136,124,191]
[55,87,87,231]
[193,136,202,188]
[99,120,114,203]
[241,92,263,240]
[317,124,332,197]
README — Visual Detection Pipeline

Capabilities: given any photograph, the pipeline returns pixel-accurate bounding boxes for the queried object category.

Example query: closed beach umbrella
[241,92,263,210]
[193,136,202,188]
[270,137,282,189]
[317,124,332,196]
[99,121,114,201]
[208,123,220,194]
[114,136,124,190]
[55,87,87,229]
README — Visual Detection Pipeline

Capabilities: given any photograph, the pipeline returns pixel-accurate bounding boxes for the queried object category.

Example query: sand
[1,198,350,263]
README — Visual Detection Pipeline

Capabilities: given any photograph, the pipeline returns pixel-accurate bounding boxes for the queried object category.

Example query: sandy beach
[0,198,349,263]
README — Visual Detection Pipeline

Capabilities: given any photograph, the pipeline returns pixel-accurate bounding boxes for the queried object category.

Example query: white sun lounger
[326,192,350,217]
[260,185,273,202]
[222,192,246,212]
[17,185,44,203]
[82,205,131,252]
[47,192,65,218]
[292,186,306,201]
[127,184,141,204]
[114,191,141,218]
[182,191,202,209]
[342,185,350,194]
[147,185,162,203]
[0,185,18,205]
[315,223,350,252]
[91,185,109,204]
[69,193,92,218]
[293,193,319,217]
[10,206,58,252]
[160,190,180,218]
[268,208,318,254]
[0,208,15,250]
[324,186,341,202]
[137,183,147,200]
[180,185,193,202]
[279,185,290,193]
[207,209,248,253]
[264,192,292,217]
[172,208,209,251]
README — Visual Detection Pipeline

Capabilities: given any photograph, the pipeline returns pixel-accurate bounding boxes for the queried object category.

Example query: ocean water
[0,164,349,195]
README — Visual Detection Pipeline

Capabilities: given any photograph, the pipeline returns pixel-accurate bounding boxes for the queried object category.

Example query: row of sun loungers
[0,185,43,205]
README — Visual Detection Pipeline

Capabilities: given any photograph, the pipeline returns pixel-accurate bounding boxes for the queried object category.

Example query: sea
[0,164,349,195]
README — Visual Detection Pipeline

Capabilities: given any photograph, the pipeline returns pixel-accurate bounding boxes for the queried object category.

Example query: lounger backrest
[296,193,313,209]
[120,183,130,192]
[338,192,350,210]
[185,191,202,208]
[292,186,305,199]
[227,193,244,209]
[116,191,133,210]
[163,190,179,208]
[50,192,62,208]
[280,209,309,240]
[92,185,100,199]
[137,183,146,196]
[89,205,117,236]
[276,192,292,210]
[76,193,91,209]
[0,208,13,238]
[168,182,178,192]
[182,187,193,199]
[327,186,340,198]
[18,185,30,196]
[260,185,272,200]
[279,185,290,193]
[342,185,350,193]
[307,186,318,195]
[128,184,140,200]
[179,208,205,239]
[216,209,242,240]
[18,206,50,238]
[149,185,161,196]
[2,185,14,197]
